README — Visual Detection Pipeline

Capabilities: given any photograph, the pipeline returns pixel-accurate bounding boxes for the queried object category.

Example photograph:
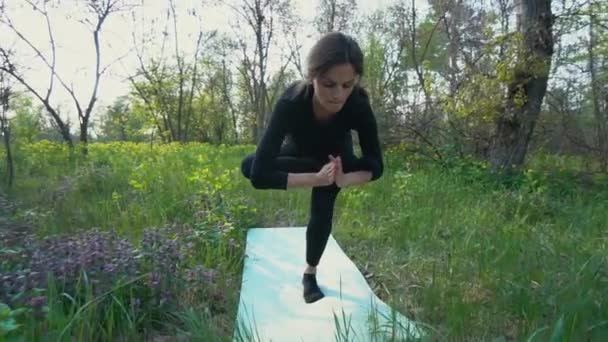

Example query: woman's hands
[315,160,336,186]
[329,155,346,188]
[313,155,373,188]
[314,155,346,187]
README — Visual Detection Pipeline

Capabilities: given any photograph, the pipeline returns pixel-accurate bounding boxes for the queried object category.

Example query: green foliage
[7,95,44,145]
[361,30,391,113]
[0,302,26,338]
[127,55,247,144]
[440,32,525,122]
[411,17,449,72]
[96,96,150,143]
[359,11,411,139]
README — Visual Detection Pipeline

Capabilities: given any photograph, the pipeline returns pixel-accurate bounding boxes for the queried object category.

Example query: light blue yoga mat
[233,227,424,341]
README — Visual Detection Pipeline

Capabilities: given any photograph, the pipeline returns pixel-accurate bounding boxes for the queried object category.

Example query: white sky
[0,0,429,123]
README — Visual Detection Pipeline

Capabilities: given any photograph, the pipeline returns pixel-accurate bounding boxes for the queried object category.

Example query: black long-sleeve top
[249,81,384,190]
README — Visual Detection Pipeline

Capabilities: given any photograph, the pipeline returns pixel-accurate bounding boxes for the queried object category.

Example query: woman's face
[312,63,358,114]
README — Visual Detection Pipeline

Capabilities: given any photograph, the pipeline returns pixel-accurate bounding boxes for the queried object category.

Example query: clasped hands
[315,154,347,187]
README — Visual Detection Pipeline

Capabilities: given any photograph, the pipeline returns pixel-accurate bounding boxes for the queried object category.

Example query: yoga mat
[232,227,424,341]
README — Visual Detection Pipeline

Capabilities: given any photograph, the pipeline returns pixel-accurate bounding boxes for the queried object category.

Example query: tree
[587,0,608,171]
[222,0,297,143]
[0,70,14,188]
[487,0,554,170]
[424,0,499,159]
[189,56,240,144]
[533,0,608,171]
[356,1,450,158]
[128,0,213,143]
[203,34,241,143]
[96,95,149,142]
[9,95,44,144]
[358,8,411,145]
[0,0,130,153]
[313,0,358,34]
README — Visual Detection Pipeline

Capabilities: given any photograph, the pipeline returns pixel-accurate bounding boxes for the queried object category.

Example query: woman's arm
[286,173,322,188]
[287,159,338,188]
[249,99,292,190]
[353,97,384,182]
[330,155,372,188]
[341,170,372,186]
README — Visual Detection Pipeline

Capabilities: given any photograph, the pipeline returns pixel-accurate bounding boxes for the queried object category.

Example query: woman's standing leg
[302,182,341,303]
[305,183,341,268]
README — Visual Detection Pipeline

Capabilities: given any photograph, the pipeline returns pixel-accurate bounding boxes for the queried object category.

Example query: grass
[1,141,607,341]
[232,293,427,342]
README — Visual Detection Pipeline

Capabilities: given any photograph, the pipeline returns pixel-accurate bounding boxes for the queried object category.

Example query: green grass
[1,141,607,341]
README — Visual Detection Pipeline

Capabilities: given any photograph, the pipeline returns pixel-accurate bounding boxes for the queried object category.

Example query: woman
[240,31,384,304]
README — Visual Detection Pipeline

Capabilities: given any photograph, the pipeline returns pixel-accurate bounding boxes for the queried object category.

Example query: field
[1,141,607,341]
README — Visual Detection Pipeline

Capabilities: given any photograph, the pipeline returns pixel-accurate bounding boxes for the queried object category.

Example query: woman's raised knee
[241,154,255,179]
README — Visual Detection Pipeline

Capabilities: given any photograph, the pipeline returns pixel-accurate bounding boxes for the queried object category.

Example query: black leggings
[241,151,365,267]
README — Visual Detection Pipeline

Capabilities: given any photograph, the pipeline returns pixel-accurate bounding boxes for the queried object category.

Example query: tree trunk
[256,87,268,143]
[221,59,239,142]
[3,124,14,188]
[79,120,88,156]
[255,1,268,144]
[588,3,608,172]
[489,0,554,170]
[43,105,73,146]
[0,108,13,187]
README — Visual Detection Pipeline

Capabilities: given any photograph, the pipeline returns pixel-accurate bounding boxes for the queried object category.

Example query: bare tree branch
[0,0,127,148]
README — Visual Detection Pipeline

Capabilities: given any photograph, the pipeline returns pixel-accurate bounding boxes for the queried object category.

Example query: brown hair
[289,31,368,101]
[305,31,364,81]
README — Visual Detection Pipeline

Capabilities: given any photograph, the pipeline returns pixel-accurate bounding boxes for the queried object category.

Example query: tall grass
[1,141,607,340]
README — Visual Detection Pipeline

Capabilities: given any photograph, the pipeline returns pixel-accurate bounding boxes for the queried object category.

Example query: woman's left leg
[302,181,341,304]
[306,183,341,268]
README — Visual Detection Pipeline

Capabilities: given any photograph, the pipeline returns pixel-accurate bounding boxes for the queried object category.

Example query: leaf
[9,308,27,317]
[549,315,565,342]
[0,247,23,255]
[0,318,20,334]
[526,326,548,342]
[0,303,11,317]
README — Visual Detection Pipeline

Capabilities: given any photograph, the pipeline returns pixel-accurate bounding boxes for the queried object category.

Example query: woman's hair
[305,31,364,81]
[288,31,368,101]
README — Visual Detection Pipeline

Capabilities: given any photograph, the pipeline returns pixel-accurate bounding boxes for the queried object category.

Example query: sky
[0,0,429,124]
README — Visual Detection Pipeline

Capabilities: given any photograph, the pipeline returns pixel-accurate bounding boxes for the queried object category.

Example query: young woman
[240,31,384,304]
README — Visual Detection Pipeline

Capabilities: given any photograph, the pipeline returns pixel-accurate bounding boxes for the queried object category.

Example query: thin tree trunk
[2,123,13,188]
[588,3,608,172]
[221,59,239,142]
[255,0,268,143]
[79,120,88,155]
